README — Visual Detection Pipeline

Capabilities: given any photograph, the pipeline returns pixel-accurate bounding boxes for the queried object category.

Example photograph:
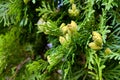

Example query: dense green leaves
[0,0,120,80]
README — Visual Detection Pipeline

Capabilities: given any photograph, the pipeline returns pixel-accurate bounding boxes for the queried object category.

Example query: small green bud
[60,23,68,34]
[62,26,68,34]
[68,4,79,17]
[105,48,112,55]
[65,33,71,41]
[94,38,102,47]
[59,36,67,45]
[71,21,77,29]
[67,21,77,34]
[47,56,52,64]
[68,9,73,15]
[89,42,102,50]
[23,0,29,4]
[70,0,74,4]
[72,4,76,11]
[75,9,79,16]
[92,31,102,46]
[60,23,66,28]
[92,31,102,40]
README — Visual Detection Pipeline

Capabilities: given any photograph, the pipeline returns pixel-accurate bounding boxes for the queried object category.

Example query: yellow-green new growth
[68,20,77,34]
[60,21,77,35]
[105,48,112,55]
[92,31,103,46]
[89,42,102,50]
[89,31,103,50]
[23,0,29,4]
[59,36,67,45]
[70,0,74,4]
[68,4,79,17]
[60,23,68,34]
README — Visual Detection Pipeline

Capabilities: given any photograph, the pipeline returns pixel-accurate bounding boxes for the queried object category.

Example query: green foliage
[8,0,23,22]
[36,1,60,21]
[0,1,12,26]
[107,52,120,61]
[0,0,120,80]
[103,64,120,80]
[37,20,62,36]
[0,27,21,74]
[0,27,32,80]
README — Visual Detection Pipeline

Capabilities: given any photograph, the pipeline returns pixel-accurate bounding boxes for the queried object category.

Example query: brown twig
[9,57,31,80]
